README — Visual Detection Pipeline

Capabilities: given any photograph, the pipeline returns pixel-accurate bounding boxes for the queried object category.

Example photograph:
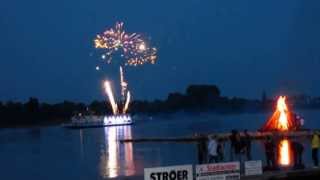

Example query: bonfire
[261,96,301,132]
[261,96,302,167]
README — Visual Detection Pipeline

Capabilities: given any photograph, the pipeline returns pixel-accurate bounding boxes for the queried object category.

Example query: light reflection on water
[79,129,84,159]
[1,110,320,180]
[100,126,135,178]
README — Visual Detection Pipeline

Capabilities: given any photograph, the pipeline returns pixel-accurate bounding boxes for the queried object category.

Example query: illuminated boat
[63,114,133,129]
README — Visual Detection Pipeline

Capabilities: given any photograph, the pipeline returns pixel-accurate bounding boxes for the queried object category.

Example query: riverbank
[2,112,320,180]
[245,168,320,180]
[108,168,320,180]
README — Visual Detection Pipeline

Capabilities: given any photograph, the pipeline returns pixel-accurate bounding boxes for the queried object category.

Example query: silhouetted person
[311,131,320,168]
[264,136,276,170]
[234,132,245,173]
[208,135,219,163]
[243,129,252,161]
[217,138,224,162]
[229,129,238,161]
[292,141,304,169]
[195,133,208,164]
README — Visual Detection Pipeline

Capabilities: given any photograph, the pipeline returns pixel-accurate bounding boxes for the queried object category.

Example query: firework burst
[94,22,157,66]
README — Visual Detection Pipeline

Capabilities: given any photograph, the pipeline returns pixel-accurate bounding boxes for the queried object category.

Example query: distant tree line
[1,84,320,127]
[130,85,272,114]
[0,98,87,127]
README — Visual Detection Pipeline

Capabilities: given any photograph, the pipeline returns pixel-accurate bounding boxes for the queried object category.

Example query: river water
[1,110,320,180]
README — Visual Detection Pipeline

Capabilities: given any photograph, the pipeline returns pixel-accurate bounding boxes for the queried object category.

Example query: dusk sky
[0,0,320,103]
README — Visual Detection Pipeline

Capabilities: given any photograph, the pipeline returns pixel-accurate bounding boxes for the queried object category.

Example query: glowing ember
[278,139,291,166]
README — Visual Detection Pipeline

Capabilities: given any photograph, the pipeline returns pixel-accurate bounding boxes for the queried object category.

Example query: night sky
[1,0,320,103]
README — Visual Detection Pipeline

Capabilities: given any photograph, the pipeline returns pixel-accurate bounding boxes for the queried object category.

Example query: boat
[63,114,133,129]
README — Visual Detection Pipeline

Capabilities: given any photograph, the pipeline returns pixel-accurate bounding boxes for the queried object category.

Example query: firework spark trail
[104,79,130,115]
[104,81,118,115]
[94,22,157,66]
[120,66,127,100]
[123,91,131,114]
[96,22,157,115]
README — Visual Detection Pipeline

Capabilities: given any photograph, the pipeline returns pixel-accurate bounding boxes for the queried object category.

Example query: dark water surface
[1,110,320,180]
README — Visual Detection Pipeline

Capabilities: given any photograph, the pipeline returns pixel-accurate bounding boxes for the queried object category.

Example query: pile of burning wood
[261,96,304,167]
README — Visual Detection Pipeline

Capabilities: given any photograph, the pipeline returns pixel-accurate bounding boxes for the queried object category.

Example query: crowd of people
[196,129,253,167]
[196,130,320,172]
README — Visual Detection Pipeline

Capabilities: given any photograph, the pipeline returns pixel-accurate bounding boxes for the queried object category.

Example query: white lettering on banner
[144,165,193,180]
[196,162,240,180]
[245,161,263,176]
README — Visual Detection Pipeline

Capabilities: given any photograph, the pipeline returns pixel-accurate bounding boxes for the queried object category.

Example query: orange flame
[277,96,289,131]
[278,139,291,166]
[261,96,295,131]
[277,97,292,166]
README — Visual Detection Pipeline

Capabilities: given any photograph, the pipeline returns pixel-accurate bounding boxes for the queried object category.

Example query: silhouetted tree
[26,97,39,113]
[89,100,110,115]
[2,84,320,127]
[186,85,221,108]
[262,91,267,103]
[186,85,221,98]
[0,101,3,113]
[166,92,186,111]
